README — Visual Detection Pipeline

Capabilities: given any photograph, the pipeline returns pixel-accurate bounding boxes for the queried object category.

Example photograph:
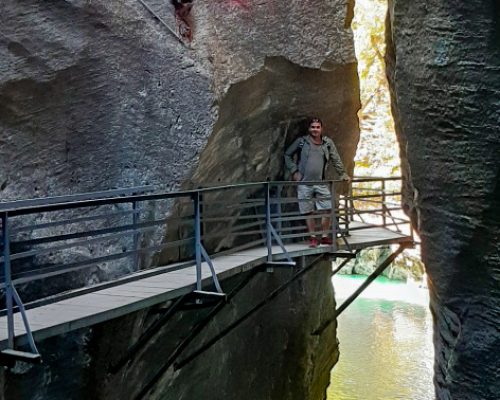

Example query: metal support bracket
[192,193,225,302]
[1,213,40,365]
[191,290,227,306]
[334,244,408,316]
[264,182,295,271]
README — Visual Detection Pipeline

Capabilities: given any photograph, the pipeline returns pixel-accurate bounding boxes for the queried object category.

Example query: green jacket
[284,135,348,180]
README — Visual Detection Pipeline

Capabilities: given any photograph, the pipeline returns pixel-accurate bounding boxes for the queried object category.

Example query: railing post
[193,192,202,291]
[344,184,350,235]
[199,191,205,239]
[265,182,272,262]
[132,201,139,270]
[1,213,15,349]
[381,180,387,227]
[349,182,354,222]
[330,181,338,251]
[276,184,282,236]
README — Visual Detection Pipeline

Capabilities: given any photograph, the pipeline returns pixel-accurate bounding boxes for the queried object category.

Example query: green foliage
[352,0,400,179]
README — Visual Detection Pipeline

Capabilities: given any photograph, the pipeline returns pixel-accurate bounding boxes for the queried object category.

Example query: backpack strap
[295,137,306,163]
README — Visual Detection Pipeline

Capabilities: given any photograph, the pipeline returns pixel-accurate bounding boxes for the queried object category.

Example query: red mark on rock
[230,0,250,8]
[171,0,194,42]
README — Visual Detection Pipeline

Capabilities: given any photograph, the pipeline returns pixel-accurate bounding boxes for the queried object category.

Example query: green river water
[327,275,434,400]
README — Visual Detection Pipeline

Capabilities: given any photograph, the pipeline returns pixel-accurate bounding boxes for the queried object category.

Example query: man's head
[308,117,323,140]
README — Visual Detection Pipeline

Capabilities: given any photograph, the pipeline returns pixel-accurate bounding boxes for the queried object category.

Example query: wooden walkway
[0,222,412,350]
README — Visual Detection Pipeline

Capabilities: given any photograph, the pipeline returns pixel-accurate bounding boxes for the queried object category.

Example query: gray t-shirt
[302,142,325,181]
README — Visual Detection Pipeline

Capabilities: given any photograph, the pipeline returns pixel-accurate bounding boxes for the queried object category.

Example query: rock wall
[0,1,212,197]
[386,1,500,399]
[1,259,338,400]
[0,0,359,201]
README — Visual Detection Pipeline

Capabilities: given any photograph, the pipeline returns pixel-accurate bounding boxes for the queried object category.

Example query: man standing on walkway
[284,117,350,248]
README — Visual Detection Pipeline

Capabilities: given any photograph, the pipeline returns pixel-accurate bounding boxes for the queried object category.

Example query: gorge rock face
[0,0,214,199]
[0,0,359,201]
[386,1,500,399]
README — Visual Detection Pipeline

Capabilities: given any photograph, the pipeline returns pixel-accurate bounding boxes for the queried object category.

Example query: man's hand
[292,172,302,182]
[341,174,351,182]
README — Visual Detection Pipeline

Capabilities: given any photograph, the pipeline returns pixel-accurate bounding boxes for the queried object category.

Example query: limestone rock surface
[0,0,359,201]
[386,1,500,399]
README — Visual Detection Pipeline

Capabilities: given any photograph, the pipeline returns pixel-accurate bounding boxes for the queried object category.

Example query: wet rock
[386,1,500,399]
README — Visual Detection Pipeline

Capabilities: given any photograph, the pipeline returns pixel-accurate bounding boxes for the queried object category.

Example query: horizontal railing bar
[224,229,267,237]
[203,220,352,241]
[348,192,402,200]
[212,238,266,257]
[361,212,411,224]
[280,229,345,240]
[201,220,265,241]
[352,176,402,182]
[4,236,194,287]
[270,211,347,223]
[201,199,265,208]
[269,197,332,206]
[229,225,307,237]
[203,220,354,245]
[351,207,401,215]
[5,216,197,263]
[201,214,263,223]
[201,206,349,224]
[197,181,268,193]
[0,193,185,217]
[351,198,402,206]
[0,186,154,213]
[6,251,136,287]
[10,209,138,234]
[351,187,384,192]
[269,179,343,186]
[347,221,409,231]
[8,230,143,262]
[8,218,171,249]
[228,220,265,233]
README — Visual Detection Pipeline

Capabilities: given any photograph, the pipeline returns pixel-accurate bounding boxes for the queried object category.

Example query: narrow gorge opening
[327,1,432,399]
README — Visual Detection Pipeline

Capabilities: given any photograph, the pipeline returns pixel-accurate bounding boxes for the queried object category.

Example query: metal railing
[349,176,414,238]
[0,177,411,358]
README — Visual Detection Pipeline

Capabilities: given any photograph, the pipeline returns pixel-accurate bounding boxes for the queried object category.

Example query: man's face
[308,121,322,139]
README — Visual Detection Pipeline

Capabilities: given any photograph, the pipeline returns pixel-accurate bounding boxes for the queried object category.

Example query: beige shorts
[297,184,332,214]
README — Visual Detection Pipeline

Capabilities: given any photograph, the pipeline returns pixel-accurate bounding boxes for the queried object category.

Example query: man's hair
[309,117,323,127]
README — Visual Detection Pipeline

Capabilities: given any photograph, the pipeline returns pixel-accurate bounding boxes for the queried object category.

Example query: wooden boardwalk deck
[0,222,412,350]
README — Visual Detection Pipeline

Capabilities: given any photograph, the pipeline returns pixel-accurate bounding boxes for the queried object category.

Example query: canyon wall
[386,1,500,399]
[0,0,359,201]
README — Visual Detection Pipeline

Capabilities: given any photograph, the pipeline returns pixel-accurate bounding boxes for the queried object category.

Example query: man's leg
[315,185,334,244]
[321,211,331,237]
[306,213,316,235]
[297,185,318,247]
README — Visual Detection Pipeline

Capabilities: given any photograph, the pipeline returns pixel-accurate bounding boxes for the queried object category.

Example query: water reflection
[328,275,434,400]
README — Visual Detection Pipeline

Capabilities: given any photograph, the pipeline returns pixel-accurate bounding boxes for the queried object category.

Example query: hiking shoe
[309,237,319,248]
[321,236,333,245]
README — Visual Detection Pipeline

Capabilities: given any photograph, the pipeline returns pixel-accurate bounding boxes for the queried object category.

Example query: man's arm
[327,139,350,180]
[284,138,301,175]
